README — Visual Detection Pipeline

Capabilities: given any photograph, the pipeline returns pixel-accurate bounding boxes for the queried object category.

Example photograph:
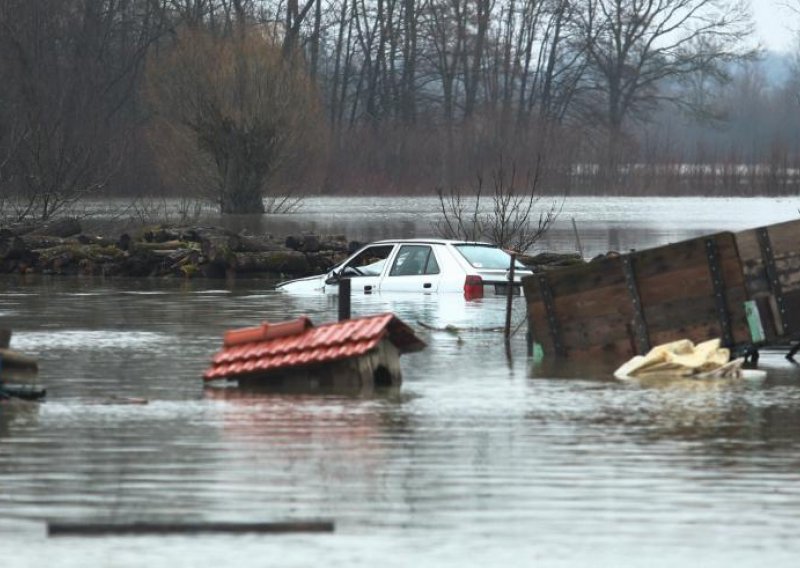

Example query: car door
[379,244,441,293]
[327,243,395,295]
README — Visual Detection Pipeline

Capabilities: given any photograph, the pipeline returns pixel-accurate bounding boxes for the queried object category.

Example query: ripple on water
[120,291,168,296]
[193,290,232,295]
[9,330,169,350]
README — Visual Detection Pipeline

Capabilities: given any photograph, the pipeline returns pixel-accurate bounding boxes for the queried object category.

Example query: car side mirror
[325,271,340,285]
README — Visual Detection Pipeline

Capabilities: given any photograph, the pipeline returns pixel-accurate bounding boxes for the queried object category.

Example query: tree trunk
[219,150,266,214]
[220,191,265,214]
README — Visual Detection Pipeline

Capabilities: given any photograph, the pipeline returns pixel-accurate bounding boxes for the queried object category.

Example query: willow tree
[145,26,323,214]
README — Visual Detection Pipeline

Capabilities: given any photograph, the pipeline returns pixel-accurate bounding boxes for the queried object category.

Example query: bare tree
[576,0,753,154]
[0,0,169,221]
[0,119,24,220]
[435,157,562,252]
[283,0,318,55]
[423,0,469,183]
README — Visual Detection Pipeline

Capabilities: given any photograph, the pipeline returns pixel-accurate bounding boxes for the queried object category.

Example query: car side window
[389,245,440,276]
[426,249,440,274]
[341,245,394,277]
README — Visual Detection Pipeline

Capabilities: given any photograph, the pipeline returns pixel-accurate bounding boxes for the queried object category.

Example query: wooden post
[504,254,517,344]
[338,278,351,321]
[572,217,584,259]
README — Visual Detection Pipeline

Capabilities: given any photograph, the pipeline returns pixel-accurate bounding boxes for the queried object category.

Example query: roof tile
[203,313,424,382]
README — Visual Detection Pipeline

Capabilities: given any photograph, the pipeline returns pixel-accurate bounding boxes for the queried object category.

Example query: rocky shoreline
[0,219,584,279]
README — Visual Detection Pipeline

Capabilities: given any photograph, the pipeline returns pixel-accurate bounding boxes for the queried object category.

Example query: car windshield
[454,244,527,269]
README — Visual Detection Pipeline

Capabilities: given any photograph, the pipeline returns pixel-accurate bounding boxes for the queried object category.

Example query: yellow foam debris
[614,338,744,380]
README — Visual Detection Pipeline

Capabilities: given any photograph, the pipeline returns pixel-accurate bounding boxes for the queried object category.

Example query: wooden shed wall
[235,339,402,394]
[735,218,800,342]
[523,232,752,359]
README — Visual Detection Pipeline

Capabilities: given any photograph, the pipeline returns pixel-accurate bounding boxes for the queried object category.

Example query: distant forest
[1,0,799,218]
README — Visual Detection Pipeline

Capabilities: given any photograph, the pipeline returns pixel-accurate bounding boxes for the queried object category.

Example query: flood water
[2,196,800,567]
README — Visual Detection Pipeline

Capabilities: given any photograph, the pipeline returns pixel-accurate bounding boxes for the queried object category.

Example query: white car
[276,239,532,298]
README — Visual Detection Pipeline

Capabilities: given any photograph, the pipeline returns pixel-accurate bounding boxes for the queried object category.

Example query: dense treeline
[0,0,797,219]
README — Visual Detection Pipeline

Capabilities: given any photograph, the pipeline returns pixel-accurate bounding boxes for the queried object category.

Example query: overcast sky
[753,0,799,52]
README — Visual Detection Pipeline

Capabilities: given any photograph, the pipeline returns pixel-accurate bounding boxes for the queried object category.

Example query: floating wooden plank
[0,348,39,371]
[47,520,335,537]
[523,232,752,359]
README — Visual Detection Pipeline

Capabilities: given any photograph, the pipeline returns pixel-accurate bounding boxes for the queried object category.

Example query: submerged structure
[522,219,800,360]
[203,313,425,391]
[0,329,44,401]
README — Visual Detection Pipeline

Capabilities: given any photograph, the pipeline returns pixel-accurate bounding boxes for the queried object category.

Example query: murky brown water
[2,197,800,567]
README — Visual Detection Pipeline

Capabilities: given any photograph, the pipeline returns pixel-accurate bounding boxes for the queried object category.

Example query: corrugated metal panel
[203,313,417,381]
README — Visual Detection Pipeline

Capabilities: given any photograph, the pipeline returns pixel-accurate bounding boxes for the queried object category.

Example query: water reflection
[529,352,800,453]
[204,389,410,448]
[0,400,41,439]
[205,378,403,398]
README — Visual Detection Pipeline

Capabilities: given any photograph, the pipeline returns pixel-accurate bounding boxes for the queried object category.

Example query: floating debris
[1,329,44,401]
[47,520,334,536]
[614,338,765,380]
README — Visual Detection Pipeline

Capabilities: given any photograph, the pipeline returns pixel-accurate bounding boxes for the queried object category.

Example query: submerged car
[276,239,532,298]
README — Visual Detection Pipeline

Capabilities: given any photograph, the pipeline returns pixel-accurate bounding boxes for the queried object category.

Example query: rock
[181,227,243,262]
[118,233,131,251]
[133,240,187,252]
[77,234,117,247]
[153,227,182,243]
[22,234,66,250]
[38,244,126,275]
[235,234,285,253]
[285,235,302,250]
[200,260,229,279]
[300,235,320,253]
[304,252,337,274]
[201,236,237,264]
[0,229,29,260]
[285,234,327,253]
[0,223,578,281]
[169,249,201,277]
[319,236,349,253]
[120,249,162,277]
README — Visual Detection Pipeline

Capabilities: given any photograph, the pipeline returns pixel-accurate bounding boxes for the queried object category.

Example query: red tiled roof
[203,313,425,381]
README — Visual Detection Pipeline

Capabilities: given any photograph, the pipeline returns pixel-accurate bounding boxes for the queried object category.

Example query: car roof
[367,238,496,246]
